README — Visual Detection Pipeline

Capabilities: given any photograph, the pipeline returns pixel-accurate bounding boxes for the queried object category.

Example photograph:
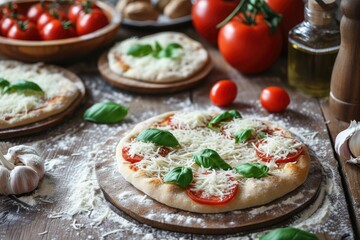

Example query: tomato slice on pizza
[122,143,171,163]
[186,171,238,205]
[255,136,303,164]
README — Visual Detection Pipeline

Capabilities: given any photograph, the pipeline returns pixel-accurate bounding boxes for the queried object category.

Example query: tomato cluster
[0,1,109,41]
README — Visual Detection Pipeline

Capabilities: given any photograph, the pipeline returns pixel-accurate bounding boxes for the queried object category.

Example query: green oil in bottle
[288,40,339,97]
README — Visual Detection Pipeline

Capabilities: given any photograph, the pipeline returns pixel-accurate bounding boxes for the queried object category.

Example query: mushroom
[0,145,44,195]
[163,0,191,19]
[123,1,159,21]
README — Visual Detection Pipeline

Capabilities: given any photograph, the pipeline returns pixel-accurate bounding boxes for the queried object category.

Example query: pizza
[0,61,80,130]
[116,110,311,213]
[107,32,209,83]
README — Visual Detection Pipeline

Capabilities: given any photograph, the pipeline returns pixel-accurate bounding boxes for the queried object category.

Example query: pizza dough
[107,32,209,83]
[116,111,311,213]
[0,61,80,130]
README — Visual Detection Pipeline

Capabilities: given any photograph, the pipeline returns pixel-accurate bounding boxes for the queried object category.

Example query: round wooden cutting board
[95,137,323,235]
[97,51,214,94]
[0,64,85,140]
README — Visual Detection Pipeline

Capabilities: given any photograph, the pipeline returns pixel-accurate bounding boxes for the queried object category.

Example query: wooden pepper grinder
[329,0,360,121]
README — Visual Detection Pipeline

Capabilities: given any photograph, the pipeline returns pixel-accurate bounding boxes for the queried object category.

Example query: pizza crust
[0,61,80,130]
[116,112,311,213]
[107,32,209,83]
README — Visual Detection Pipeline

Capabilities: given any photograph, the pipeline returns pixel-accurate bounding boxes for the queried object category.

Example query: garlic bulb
[335,121,360,164]
[0,145,44,195]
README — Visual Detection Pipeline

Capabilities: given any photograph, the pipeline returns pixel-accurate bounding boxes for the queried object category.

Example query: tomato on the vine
[40,20,76,40]
[260,86,290,112]
[7,21,40,40]
[191,0,239,45]
[27,2,48,23]
[265,0,304,51]
[76,8,108,36]
[210,80,237,107]
[218,15,282,74]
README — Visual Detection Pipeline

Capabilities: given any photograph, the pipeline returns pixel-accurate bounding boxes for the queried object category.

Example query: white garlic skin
[349,131,360,157]
[9,166,40,195]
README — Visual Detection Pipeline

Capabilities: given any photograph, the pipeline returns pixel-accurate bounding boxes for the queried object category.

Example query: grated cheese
[169,111,211,129]
[127,140,164,159]
[222,118,268,138]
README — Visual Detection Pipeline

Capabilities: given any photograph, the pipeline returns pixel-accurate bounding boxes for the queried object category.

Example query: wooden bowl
[0,0,121,63]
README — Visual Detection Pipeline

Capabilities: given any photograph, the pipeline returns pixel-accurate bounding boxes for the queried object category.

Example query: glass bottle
[287,0,340,97]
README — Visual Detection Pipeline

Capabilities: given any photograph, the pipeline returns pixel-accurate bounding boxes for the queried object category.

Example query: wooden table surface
[1,14,359,240]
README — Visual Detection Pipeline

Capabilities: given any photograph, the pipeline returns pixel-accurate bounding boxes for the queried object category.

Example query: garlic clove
[335,120,360,161]
[0,166,10,195]
[9,166,40,195]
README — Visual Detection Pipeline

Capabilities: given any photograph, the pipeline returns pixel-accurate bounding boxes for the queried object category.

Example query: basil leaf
[208,110,242,130]
[163,167,193,189]
[234,129,253,143]
[3,80,44,95]
[194,149,232,170]
[127,44,153,57]
[167,43,182,50]
[83,102,128,124]
[0,78,10,89]
[259,227,318,240]
[137,128,180,147]
[234,162,269,178]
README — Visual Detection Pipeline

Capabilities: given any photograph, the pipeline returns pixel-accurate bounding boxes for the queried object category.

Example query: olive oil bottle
[288,0,340,97]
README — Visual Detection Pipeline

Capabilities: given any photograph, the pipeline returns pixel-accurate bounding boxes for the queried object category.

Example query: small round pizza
[0,61,80,130]
[116,110,311,213]
[107,31,209,83]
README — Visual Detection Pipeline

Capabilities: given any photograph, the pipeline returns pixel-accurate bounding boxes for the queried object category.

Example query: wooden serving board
[97,51,214,94]
[95,137,323,235]
[0,64,85,140]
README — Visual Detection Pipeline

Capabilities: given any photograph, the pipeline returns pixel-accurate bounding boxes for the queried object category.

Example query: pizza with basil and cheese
[0,61,80,130]
[107,32,209,83]
[116,110,311,213]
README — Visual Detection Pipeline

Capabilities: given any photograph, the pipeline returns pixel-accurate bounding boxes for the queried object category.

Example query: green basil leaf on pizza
[208,110,242,130]
[234,162,269,178]
[194,149,232,170]
[234,128,253,143]
[0,78,10,89]
[3,80,44,96]
[127,44,153,57]
[259,227,318,240]
[137,128,180,147]
[83,102,128,124]
[164,167,193,189]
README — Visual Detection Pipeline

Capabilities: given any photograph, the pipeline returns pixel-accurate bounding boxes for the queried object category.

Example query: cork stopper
[307,0,337,26]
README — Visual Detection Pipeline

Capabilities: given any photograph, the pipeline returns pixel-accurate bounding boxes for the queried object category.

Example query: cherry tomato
[68,0,99,23]
[260,86,290,112]
[256,139,303,164]
[40,20,76,40]
[186,172,238,205]
[265,0,304,52]
[1,16,17,36]
[1,2,24,16]
[37,9,68,30]
[218,15,282,74]
[27,2,48,23]
[191,0,239,45]
[7,21,40,40]
[209,80,237,107]
[121,146,170,163]
[76,8,108,36]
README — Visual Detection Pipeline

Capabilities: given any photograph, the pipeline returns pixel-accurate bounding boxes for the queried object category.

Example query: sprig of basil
[234,162,269,178]
[208,110,242,130]
[163,167,193,189]
[234,129,253,143]
[193,149,232,170]
[2,80,44,96]
[137,128,180,147]
[0,78,10,89]
[259,227,318,240]
[127,42,183,59]
[83,102,128,124]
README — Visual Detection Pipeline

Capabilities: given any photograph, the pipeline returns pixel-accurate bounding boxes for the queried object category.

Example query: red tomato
[37,9,68,30]
[7,21,40,40]
[186,172,238,205]
[260,86,290,112]
[191,0,239,45]
[265,0,304,51]
[40,20,77,40]
[121,146,170,164]
[209,80,237,107]
[256,139,303,164]
[1,17,17,36]
[218,15,282,74]
[68,1,99,23]
[27,3,47,23]
[76,8,108,36]
[1,2,24,16]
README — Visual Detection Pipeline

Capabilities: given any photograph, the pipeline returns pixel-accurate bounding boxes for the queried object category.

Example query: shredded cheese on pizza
[169,111,211,129]
[127,140,163,158]
[222,118,268,137]
[253,136,303,161]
